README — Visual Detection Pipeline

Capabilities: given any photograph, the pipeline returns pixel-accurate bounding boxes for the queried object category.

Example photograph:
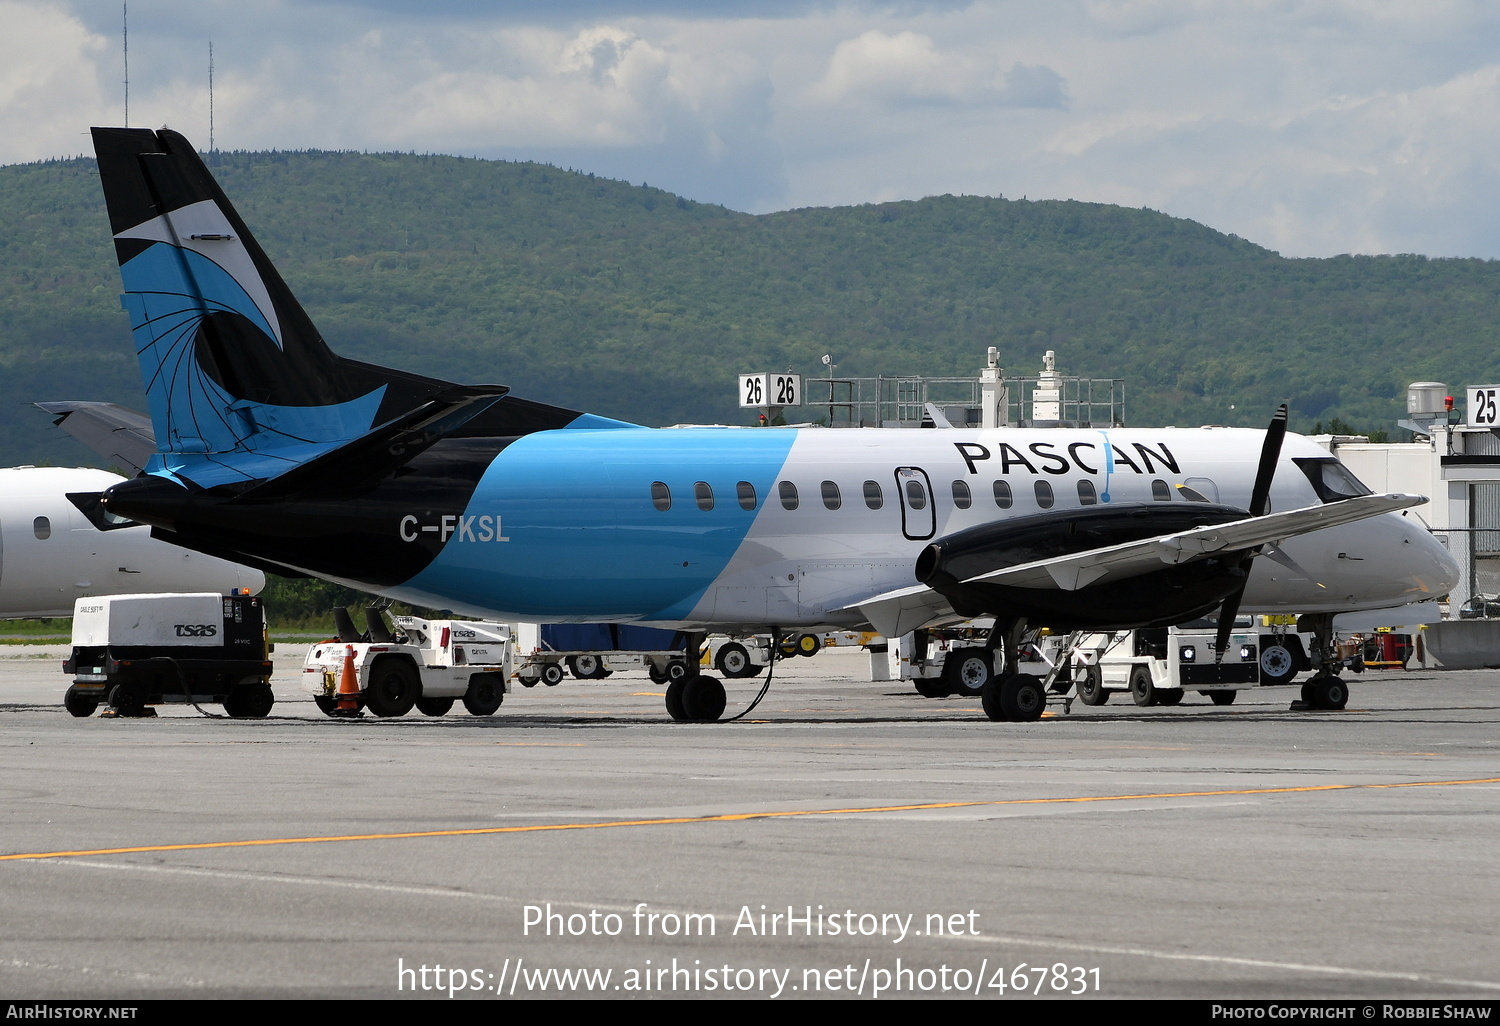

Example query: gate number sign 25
[1469,386,1500,427]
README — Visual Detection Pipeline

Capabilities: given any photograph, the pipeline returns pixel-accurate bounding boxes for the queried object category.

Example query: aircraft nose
[1395,516,1461,599]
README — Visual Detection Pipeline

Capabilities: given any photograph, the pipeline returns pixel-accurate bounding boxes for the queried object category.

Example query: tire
[314,694,338,716]
[1301,681,1318,704]
[648,663,669,685]
[224,682,275,719]
[715,643,760,679]
[914,676,951,698]
[519,675,540,688]
[665,660,693,683]
[1075,664,1108,706]
[567,654,608,679]
[1157,688,1184,706]
[415,696,454,716]
[683,675,727,721]
[1129,666,1157,707]
[1312,676,1349,710]
[64,686,99,718]
[796,633,822,657]
[541,663,565,686]
[665,678,689,721]
[980,675,1009,721]
[1000,673,1047,722]
[1259,643,1298,685]
[107,681,147,718]
[365,658,418,717]
[463,675,504,716]
[1209,690,1237,706]
[945,650,993,697]
[777,638,800,659]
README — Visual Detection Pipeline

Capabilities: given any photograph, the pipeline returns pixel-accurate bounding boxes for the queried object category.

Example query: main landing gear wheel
[224,682,275,719]
[665,678,689,721]
[682,675,727,721]
[1259,643,1298,685]
[1075,664,1108,706]
[541,663,565,687]
[416,696,454,716]
[64,686,99,718]
[1129,666,1157,707]
[1308,675,1349,710]
[714,643,761,679]
[1208,690,1237,706]
[945,650,993,698]
[364,659,418,717]
[567,654,610,680]
[982,673,1046,722]
[463,675,504,716]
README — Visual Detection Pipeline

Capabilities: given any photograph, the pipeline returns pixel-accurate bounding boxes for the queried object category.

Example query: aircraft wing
[968,493,1425,592]
[845,584,960,639]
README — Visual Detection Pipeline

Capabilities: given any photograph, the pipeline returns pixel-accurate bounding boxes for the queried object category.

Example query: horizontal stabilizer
[235,385,509,501]
[36,401,157,476]
[967,493,1425,592]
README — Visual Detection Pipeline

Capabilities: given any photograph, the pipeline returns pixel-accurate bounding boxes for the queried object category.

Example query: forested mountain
[3,148,1498,467]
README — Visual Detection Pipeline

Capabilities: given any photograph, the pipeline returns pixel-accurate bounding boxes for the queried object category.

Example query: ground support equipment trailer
[303,613,511,717]
[64,592,273,718]
[888,624,1073,700]
[1072,622,1263,708]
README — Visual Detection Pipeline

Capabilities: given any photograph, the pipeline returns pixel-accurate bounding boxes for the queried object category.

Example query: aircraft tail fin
[91,127,621,490]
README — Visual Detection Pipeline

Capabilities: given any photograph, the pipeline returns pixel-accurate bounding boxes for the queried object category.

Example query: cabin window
[694,481,714,511]
[737,481,757,510]
[779,481,799,510]
[821,481,842,510]
[1077,480,1097,505]
[952,480,972,509]
[1034,481,1054,510]
[33,516,50,540]
[993,480,1013,509]
[863,480,884,510]
[1182,478,1218,503]
[1151,479,1171,502]
[904,479,928,510]
[650,482,671,511]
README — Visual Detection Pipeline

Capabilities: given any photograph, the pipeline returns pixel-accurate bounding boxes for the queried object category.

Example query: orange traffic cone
[333,644,363,717]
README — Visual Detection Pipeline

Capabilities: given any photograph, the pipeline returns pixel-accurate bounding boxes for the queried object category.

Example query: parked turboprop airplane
[83,126,1459,721]
[0,466,264,617]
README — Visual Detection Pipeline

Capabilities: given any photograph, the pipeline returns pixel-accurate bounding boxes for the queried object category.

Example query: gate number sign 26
[739,373,801,408]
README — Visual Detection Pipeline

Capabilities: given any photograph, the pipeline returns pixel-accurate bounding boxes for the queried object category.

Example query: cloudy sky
[5,1,1500,258]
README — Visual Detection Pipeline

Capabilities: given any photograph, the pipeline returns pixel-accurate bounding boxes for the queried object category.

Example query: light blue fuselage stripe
[398,429,798,619]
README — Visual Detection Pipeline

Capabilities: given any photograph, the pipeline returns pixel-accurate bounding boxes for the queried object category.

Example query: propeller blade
[1248,403,1288,517]
[1214,584,1245,665]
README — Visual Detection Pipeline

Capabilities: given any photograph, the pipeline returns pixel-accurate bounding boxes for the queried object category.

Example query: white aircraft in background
[0,466,263,617]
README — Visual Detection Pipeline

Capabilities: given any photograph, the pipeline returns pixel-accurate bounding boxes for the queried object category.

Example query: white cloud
[0,2,109,159]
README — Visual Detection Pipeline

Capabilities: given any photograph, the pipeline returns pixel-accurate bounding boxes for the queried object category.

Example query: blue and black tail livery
[91,127,619,490]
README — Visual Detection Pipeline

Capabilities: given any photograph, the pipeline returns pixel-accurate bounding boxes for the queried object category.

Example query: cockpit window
[1294,457,1372,503]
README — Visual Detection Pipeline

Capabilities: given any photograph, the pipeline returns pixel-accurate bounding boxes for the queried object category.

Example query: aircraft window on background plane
[952,480,972,509]
[779,481,799,510]
[863,480,884,510]
[695,481,714,511]
[821,481,842,510]
[650,482,671,511]
[737,481,757,510]
[904,479,928,510]
[1179,480,1216,502]
[33,516,50,540]
[993,480,1013,509]
[1034,481,1054,510]
[1152,479,1171,501]
[1077,480,1097,505]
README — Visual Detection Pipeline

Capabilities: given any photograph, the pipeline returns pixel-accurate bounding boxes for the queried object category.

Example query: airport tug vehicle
[64,591,273,717]
[302,610,512,717]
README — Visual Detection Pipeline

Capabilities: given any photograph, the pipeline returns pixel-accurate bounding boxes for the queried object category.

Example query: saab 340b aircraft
[84,127,1459,722]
